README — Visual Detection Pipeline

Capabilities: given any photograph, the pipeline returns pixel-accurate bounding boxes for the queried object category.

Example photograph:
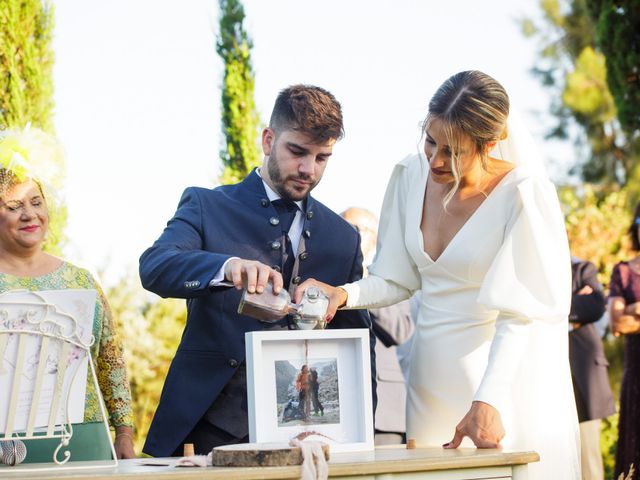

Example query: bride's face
[423,118,479,185]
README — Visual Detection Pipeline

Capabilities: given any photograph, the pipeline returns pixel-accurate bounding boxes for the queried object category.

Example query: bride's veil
[490,107,549,177]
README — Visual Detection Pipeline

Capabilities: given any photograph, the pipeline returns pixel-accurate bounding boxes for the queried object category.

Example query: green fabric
[20,422,113,464]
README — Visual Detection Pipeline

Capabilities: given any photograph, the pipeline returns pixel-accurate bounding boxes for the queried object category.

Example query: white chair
[0,290,117,472]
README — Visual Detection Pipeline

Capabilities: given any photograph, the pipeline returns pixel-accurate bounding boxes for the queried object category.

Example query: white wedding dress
[343,154,581,480]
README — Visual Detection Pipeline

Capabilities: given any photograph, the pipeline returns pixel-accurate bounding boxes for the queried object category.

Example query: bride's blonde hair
[424,70,509,207]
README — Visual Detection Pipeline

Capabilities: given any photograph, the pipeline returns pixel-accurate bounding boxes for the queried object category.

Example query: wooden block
[212,442,330,467]
[406,438,416,449]
[183,443,194,457]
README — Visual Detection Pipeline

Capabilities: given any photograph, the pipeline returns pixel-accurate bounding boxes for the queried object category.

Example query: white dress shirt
[209,169,304,286]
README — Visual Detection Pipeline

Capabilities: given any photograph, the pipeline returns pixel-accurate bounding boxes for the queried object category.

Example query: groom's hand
[224,258,284,294]
[443,401,504,449]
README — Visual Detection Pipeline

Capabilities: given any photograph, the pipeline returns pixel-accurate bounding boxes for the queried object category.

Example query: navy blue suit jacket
[139,170,375,456]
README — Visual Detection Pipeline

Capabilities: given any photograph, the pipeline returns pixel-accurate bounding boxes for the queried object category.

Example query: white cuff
[340,282,361,309]
[208,257,240,288]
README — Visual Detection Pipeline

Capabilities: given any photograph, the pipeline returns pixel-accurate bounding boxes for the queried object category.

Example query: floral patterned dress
[0,261,133,429]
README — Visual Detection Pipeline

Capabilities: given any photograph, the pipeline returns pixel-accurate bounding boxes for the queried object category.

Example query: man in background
[341,207,414,445]
[569,257,616,480]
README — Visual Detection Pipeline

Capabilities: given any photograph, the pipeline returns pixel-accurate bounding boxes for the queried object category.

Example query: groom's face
[261,128,335,202]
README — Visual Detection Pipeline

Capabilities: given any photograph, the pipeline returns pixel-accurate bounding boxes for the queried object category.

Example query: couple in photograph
[294,365,324,422]
[139,71,580,479]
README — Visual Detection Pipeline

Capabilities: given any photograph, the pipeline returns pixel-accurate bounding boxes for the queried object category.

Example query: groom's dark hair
[269,85,344,143]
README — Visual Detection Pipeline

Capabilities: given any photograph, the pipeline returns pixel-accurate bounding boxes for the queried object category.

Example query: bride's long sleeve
[473,174,572,414]
[341,156,421,309]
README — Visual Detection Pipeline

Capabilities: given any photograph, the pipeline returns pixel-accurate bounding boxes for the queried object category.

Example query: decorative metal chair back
[0,290,117,470]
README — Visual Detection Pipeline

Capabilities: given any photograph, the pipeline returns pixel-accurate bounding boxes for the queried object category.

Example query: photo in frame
[245,329,374,453]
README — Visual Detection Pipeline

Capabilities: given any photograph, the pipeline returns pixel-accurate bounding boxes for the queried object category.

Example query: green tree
[560,185,632,285]
[0,0,55,132]
[521,0,634,185]
[216,0,261,185]
[586,0,640,139]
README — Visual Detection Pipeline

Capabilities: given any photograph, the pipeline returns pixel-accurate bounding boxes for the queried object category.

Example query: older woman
[0,129,135,460]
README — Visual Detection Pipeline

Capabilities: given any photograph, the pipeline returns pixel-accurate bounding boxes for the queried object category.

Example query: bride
[296,70,581,479]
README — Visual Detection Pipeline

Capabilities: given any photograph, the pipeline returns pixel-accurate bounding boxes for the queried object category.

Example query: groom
[139,84,375,457]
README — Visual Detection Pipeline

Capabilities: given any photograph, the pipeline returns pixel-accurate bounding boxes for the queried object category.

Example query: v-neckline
[418,167,518,263]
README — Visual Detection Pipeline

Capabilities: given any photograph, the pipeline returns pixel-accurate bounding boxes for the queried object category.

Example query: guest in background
[341,207,414,445]
[608,203,640,480]
[569,257,615,480]
[0,128,135,460]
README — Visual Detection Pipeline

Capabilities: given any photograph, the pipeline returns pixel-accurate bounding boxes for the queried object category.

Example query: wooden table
[0,446,539,479]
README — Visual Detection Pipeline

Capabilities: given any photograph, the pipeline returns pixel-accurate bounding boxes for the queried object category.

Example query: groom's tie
[272,199,298,288]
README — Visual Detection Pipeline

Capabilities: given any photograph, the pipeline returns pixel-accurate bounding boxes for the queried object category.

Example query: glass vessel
[237,284,329,329]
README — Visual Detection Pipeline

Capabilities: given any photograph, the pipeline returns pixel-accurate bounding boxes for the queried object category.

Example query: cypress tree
[0,0,55,132]
[216,0,261,185]
[586,0,640,139]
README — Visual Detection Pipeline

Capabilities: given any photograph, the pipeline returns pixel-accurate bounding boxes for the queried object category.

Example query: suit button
[228,359,238,368]
[261,198,269,207]
[272,265,281,273]
[306,211,314,219]
[303,230,311,238]
[292,276,301,285]
[299,252,308,261]
[271,241,281,250]
[270,217,280,226]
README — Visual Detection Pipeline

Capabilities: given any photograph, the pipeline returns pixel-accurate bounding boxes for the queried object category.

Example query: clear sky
[52,0,570,286]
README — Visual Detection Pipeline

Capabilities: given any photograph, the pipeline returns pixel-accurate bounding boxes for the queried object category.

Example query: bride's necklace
[459,168,495,201]
[458,181,490,201]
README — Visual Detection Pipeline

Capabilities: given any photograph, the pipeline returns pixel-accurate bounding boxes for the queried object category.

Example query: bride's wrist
[336,287,348,309]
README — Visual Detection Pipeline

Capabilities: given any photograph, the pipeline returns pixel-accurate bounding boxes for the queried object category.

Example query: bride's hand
[293,278,348,324]
[443,401,504,449]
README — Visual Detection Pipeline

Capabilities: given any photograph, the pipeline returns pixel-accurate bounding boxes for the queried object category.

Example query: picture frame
[245,328,374,453]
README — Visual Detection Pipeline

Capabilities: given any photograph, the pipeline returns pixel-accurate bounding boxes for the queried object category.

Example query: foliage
[560,184,632,286]
[108,272,185,452]
[586,0,640,139]
[521,0,635,185]
[601,404,618,480]
[617,463,635,480]
[0,0,55,133]
[216,0,261,185]
[602,333,624,479]
[0,0,66,254]
[562,46,615,123]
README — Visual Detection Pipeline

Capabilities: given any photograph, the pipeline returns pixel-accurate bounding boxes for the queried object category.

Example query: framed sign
[245,329,374,453]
